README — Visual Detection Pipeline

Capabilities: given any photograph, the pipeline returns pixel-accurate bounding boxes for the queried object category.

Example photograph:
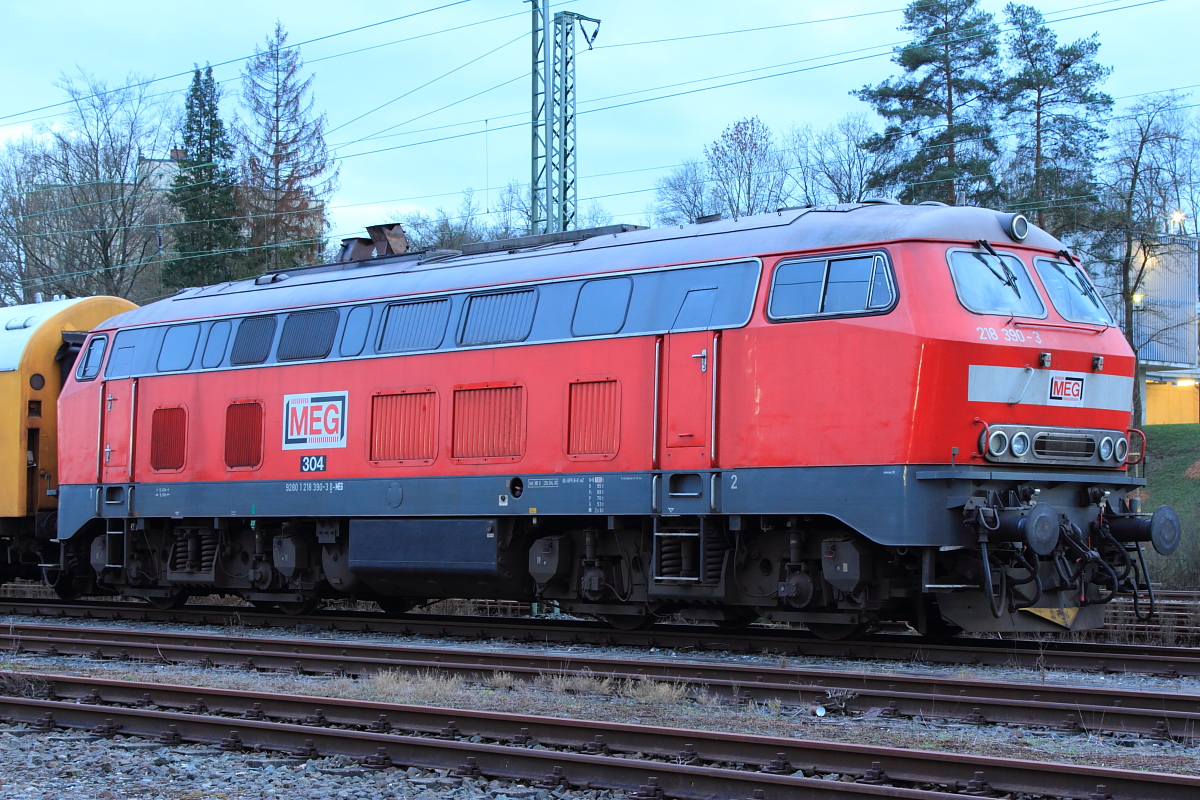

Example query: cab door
[662,288,718,470]
[100,378,137,484]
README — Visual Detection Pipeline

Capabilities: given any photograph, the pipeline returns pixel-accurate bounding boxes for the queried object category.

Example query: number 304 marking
[300,455,326,472]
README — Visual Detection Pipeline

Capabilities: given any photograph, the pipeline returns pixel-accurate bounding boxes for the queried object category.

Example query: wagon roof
[104,202,1063,330]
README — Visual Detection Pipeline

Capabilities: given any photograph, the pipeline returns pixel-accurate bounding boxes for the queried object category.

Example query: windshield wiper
[975,239,1020,298]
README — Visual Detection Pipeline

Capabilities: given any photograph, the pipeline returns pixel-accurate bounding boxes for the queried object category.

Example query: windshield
[1034,258,1113,325]
[949,250,1045,317]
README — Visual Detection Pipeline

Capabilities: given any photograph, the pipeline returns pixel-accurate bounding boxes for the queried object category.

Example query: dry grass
[620,676,689,705]
[487,670,515,691]
[325,668,466,706]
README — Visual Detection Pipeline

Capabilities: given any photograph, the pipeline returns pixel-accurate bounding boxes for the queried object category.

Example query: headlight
[1115,437,1129,462]
[1099,436,1115,461]
[987,429,1009,456]
[1010,431,1030,457]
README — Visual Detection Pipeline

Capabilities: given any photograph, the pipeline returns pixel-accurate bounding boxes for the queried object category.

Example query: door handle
[691,349,708,372]
[106,394,116,411]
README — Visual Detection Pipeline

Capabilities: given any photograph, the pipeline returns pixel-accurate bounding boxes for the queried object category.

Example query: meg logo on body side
[1048,375,1084,405]
[283,392,349,449]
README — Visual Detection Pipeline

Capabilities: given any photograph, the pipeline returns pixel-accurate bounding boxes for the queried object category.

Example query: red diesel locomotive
[50,202,1181,636]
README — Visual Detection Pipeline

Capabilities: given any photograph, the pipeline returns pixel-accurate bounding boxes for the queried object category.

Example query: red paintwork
[58,239,1134,490]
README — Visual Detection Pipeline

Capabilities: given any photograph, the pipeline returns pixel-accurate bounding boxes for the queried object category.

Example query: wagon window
[156,324,201,372]
[769,253,894,319]
[229,316,277,365]
[949,250,1045,317]
[459,289,537,346]
[1034,258,1113,325]
[572,278,632,336]
[277,309,339,361]
[76,336,107,381]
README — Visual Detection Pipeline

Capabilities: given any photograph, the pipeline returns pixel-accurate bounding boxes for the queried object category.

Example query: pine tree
[856,0,1001,205]
[237,23,338,273]
[998,3,1112,235]
[165,66,244,290]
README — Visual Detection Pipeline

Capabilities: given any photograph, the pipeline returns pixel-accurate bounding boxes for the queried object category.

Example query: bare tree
[654,159,721,225]
[0,73,176,303]
[786,114,895,205]
[237,23,338,273]
[1081,95,1197,424]
[489,179,533,239]
[398,189,489,251]
[705,117,789,217]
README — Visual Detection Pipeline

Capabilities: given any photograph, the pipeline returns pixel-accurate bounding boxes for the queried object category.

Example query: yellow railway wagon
[0,297,135,576]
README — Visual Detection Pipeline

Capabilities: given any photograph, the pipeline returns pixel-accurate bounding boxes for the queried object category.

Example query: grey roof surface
[103,203,1063,330]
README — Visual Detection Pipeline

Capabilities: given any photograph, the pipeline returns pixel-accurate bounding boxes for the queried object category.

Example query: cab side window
[76,336,107,381]
[768,253,895,320]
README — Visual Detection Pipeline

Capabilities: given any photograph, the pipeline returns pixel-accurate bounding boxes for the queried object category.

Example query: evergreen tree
[166,66,244,289]
[856,0,1001,205]
[998,3,1112,235]
[237,23,338,273]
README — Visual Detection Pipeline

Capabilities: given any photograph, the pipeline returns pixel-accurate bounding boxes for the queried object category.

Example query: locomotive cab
[47,204,1179,637]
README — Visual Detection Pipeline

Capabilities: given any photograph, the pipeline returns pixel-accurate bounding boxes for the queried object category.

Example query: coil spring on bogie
[171,529,218,573]
[658,537,683,578]
[704,535,727,583]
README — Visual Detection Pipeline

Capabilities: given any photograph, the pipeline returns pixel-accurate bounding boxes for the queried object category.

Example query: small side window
[76,336,107,381]
[202,321,231,368]
[572,278,632,337]
[230,316,277,365]
[157,324,201,372]
[769,253,895,320]
[769,260,824,317]
[340,306,372,357]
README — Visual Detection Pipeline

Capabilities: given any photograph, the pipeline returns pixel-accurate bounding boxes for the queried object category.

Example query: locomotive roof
[105,202,1064,330]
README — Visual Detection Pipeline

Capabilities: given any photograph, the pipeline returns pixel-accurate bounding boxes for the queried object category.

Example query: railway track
[3,596,1200,677]
[2,670,1195,800]
[6,621,1200,740]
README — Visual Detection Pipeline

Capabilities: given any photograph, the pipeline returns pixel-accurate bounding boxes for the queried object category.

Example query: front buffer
[930,468,1180,633]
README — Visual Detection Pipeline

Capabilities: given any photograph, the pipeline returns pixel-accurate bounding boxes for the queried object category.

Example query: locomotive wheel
[276,598,321,616]
[602,613,656,631]
[714,611,760,629]
[805,622,869,641]
[376,598,419,615]
[144,592,190,610]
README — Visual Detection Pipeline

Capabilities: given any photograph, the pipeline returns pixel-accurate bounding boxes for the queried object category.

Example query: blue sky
[1,0,1194,237]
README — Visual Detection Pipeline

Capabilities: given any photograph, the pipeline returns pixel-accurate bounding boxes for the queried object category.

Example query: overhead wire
[0,0,479,124]
[2,0,1187,286]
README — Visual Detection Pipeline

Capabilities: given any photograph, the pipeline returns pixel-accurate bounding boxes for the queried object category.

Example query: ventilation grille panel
[277,309,338,361]
[1033,432,1096,460]
[452,385,524,459]
[378,299,450,353]
[150,407,187,470]
[225,402,263,468]
[230,317,277,365]
[459,290,537,346]
[567,380,619,456]
[371,391,437,461]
